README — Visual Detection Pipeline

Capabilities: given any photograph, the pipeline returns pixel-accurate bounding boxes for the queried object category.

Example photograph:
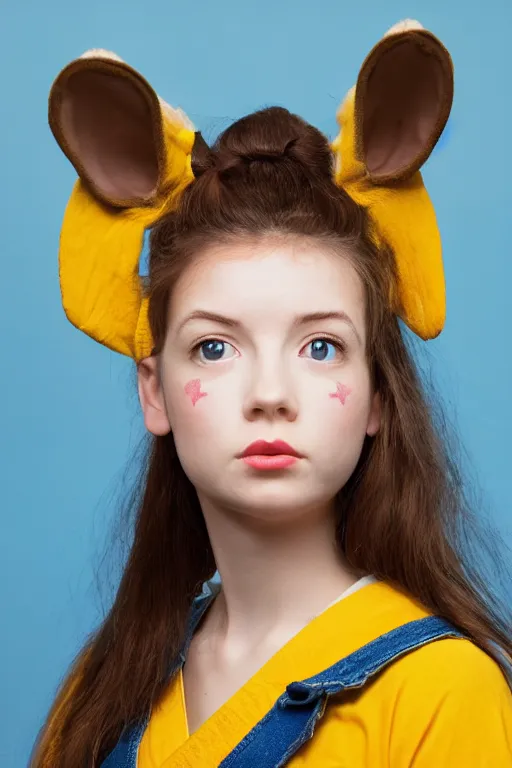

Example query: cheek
[321,374,373,438]
[319,379,372,466]
[328,382,352,406]
[176,378,221,443]
[169,378,240,489]
[163,375,211,438]
[184,378,208,406]
[169,379,214,468]
[172,376,232,441]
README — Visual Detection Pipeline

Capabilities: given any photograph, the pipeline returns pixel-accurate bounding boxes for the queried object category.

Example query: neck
[197,494,360,653]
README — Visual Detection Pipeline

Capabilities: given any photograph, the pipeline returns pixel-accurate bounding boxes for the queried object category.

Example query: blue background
[1,1,510,765]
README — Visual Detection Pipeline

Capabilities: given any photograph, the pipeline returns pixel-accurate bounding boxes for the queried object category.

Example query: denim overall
[101,585,464,768]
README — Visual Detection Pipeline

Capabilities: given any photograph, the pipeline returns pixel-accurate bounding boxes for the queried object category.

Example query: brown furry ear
[355,21,453,182]
[49,51,166,208]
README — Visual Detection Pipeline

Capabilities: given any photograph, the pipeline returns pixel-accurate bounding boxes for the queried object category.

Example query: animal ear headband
[48,19,453,362]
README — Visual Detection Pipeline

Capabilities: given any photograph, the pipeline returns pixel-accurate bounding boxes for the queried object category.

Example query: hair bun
[192,107,333,181]
[237,137,298,164]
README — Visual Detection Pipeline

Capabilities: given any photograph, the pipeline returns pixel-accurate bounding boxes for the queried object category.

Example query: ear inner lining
[58,69,160,203]
[358,33,453,181]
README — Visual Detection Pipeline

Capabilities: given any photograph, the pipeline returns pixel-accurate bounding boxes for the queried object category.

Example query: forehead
[169,239,366,331]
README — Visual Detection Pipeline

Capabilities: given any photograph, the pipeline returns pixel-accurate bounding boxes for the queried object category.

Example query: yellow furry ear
[332,21,454,340]
[49,51,197,360]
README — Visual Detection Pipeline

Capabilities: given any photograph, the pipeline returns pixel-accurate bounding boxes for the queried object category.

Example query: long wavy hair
[31,106,511,767]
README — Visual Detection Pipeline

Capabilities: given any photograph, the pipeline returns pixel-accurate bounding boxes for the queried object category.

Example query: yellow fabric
[50,20,452,363]
[138,581,512,767]
[332,86,445,340]
[58,124,195,362]
[52,51,196,361]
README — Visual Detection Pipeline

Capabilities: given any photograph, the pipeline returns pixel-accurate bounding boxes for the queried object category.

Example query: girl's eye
[193,339,237,362]
[302,338,345,362]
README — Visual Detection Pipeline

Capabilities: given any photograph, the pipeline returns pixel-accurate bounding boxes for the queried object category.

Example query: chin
[223,487,336,525]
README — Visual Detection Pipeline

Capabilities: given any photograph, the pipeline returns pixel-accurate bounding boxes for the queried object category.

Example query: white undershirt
[318,574,377,617]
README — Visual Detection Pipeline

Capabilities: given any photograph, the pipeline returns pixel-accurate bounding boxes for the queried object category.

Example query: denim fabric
[100,589,463,768]
[101,722,147,768]
[219,615,463,768]
[100,587,218,768]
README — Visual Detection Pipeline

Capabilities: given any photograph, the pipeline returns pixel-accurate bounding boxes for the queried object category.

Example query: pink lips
[238,440,303,470]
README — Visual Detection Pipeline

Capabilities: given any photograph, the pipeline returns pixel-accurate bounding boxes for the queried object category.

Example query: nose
[242,359,299,423]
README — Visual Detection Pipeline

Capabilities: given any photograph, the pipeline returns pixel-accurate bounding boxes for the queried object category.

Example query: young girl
[32,20,512,767]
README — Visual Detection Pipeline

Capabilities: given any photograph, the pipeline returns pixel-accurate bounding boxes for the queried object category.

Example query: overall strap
[99,588,217,768]
[178,587,219,667]
[220,616,464,768]
[100,721,147,768]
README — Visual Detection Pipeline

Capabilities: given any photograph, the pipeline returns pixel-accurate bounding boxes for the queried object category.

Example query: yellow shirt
[138,580,512,767]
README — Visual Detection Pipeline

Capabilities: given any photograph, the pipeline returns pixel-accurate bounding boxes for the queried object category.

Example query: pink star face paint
[184,378,208,406]
[329,382,352,405]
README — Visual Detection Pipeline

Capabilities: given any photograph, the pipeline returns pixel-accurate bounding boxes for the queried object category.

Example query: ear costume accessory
[48,20,453,362]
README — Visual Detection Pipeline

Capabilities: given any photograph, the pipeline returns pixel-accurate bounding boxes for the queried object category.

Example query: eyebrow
[177,309,362,345]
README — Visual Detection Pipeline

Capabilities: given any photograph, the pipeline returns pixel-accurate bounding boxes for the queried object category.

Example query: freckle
[184,378,208,406]
[329,382,352,405]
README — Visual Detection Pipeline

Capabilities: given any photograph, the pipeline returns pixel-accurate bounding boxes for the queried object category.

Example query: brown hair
[31,106,511,767]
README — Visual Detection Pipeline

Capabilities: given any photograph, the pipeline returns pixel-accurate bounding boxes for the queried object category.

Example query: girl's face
[138,239,380,524]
